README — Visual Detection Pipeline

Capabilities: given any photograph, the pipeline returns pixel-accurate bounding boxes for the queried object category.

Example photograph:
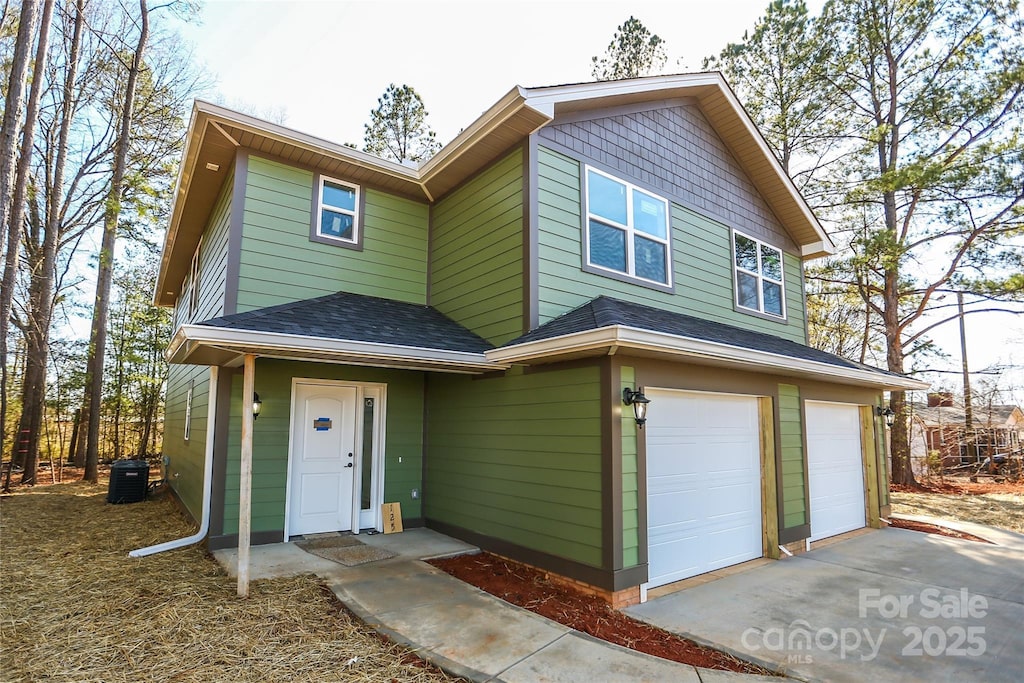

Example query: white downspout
[129,366,219,558]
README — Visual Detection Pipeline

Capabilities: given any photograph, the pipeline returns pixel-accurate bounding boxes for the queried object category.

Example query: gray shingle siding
[538,103,796,252]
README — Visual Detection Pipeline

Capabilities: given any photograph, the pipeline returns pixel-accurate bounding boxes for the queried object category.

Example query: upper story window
[315,175,360,244]
[187,241,201,318]
[733,230,785,318]
[585,167,671,288]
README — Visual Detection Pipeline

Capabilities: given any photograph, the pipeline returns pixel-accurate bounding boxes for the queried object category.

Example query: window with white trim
[733,230,786,318]
[585,167,671,286]
[184,379,194,441]
[316,175,360,244]
[187,240,201,318]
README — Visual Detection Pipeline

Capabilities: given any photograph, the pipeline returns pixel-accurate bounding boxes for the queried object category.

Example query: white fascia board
[801,240,836,259]
[486,325,929,390]
[169,324,506,372]
[155,104,206,305]
[521,73,723,108]
[194,100,419,179]
[418,87,539,179]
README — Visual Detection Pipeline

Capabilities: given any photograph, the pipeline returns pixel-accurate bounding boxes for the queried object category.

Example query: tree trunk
[68,408,80,464]
[0,0,40,257]
[4,0,55,483]
[82,0,149,483]
[884,265,916,486]
[0,0,43,460]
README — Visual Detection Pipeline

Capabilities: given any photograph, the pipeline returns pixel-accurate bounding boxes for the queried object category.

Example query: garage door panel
[648,492,699,527]
[646,389,763,588]
[806,402,866,542]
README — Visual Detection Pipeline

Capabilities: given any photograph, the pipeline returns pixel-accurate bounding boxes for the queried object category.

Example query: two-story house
[155,73,927,607]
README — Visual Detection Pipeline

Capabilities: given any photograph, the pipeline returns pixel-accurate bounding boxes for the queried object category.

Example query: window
[733,230,785,318]
[315,175,360,244]
[184,379,194,441]
[585,167,671,287]
[187,240,201,318]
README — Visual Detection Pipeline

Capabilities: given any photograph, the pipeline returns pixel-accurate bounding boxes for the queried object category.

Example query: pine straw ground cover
[0,483,460,683]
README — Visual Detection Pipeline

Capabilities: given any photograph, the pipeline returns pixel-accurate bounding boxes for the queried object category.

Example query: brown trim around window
[309,172,366,251]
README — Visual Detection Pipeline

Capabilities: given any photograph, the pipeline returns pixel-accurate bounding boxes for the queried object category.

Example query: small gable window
[316,175,360,244]
[733,230,785,318]
[585,167,671,288]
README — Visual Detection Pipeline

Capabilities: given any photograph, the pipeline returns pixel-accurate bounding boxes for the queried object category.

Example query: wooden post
[759,397,780,559]
[861,406,881,529]
[238,354,255,598]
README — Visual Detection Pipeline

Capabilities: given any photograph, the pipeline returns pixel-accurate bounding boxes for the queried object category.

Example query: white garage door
[806,401,866,542]
[645,389,763,588]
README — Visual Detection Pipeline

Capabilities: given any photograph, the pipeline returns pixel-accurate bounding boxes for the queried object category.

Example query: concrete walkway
[625,524,1024,683]
[213,528,776,682]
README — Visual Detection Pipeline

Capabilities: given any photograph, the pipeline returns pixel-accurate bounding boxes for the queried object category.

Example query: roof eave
[167,324,506,375]
[487,325,929,391]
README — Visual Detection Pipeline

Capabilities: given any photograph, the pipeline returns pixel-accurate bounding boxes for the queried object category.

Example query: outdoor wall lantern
[623,387,651,428]
[252,392,263,420]
[876,405,896,427]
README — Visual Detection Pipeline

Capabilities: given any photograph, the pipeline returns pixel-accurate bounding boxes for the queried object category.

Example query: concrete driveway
[625,527,1024,682]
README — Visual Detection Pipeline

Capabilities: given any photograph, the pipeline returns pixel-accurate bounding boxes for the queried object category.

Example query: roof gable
[156,73,833,306]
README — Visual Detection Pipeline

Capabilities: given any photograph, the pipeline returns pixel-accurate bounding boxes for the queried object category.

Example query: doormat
[295,535,398,567]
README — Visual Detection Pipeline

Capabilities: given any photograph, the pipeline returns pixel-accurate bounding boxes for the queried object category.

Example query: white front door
[645,389,763,588]
[806,401,866,542]
[289,383,357,536]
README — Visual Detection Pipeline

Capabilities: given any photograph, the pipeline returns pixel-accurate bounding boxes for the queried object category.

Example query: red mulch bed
[428,552,777,675]
[887,518,992,543]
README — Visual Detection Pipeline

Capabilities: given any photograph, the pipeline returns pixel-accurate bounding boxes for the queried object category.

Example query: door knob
[345,463,353,468]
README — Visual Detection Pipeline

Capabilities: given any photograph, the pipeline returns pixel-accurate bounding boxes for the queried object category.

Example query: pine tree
[362,84,440,163]
[591,16,667,81]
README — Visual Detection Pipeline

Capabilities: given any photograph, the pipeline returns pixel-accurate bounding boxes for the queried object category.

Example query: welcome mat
[295,535,398,567]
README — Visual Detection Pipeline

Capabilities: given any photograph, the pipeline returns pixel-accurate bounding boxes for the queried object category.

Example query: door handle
[345,463,353,468]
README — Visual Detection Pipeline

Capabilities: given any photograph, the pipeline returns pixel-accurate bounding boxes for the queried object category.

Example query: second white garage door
[806,401,866,542]
[645,389,763,588]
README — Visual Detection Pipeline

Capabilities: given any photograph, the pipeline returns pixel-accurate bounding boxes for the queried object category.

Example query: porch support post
[237,353,256,598]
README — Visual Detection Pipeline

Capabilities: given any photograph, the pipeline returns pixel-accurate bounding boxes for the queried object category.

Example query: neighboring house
[909,398,1024,470]
[155,73,927,607]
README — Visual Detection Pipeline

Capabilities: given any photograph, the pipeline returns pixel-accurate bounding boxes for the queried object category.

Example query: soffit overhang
[487,325,929,391]
[166,324,507,375]
[156,73,834,307]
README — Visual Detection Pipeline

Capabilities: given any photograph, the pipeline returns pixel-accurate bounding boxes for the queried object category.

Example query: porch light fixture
[252,392,263,420]
[876,405,895,428]
[623,387,651,428]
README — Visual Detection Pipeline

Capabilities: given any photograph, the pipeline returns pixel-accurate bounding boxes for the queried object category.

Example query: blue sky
[165,0,1022,402]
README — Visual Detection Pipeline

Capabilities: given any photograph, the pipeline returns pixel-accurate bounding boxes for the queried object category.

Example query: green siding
[164,364,212,520]
[431,148,524,344]
[425,366,604,567]
[219,360,425,535]
[165,172,233,520]
[235,155,428,312]
[778,383,807,529]
[620,366,639,568]
[536,146,807,343]
[174,169,232,327]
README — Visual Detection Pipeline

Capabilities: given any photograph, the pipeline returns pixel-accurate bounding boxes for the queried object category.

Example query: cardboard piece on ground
[382,502,403,534]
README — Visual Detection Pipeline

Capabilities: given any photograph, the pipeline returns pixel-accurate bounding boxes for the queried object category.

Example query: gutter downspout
[129,366,218,558]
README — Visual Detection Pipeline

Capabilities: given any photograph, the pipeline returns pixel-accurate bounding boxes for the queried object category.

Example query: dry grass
[890,490,1024,534]
[0,483,460,682]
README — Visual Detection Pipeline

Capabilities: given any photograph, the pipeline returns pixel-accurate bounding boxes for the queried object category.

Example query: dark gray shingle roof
[198,291,492,354]
[503,295,908,379]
